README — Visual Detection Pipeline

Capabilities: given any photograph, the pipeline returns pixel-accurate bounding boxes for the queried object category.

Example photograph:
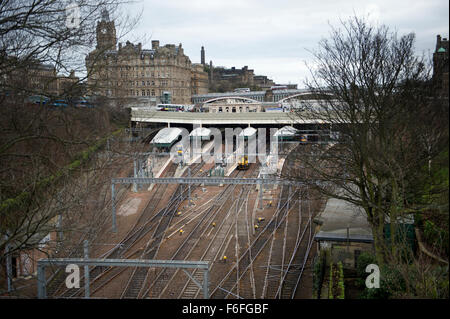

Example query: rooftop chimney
[152,40,159,50]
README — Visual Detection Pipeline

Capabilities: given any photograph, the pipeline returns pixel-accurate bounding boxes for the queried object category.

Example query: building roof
[151,127,183,145]
[190,127,211,138]
[131,108,329,125]
[239,127,257,137]
[314,189,373,243]
[274,126,299,137]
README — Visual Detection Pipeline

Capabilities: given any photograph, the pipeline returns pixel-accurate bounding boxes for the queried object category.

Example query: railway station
[37,122,327,299]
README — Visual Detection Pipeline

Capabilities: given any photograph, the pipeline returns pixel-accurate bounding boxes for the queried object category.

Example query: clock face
[101,28,107,34]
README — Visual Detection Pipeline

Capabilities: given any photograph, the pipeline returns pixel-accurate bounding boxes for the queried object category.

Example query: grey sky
[123,0,449,88]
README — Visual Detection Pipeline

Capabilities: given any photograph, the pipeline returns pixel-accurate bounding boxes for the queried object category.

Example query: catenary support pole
[188,167,191,206]
[111,183,117,233]
[203,268,209,299]
[37,264,46,299]
[132,159,137,192]
[84,240,90,298]
[5,235,12,293]
[258,180,264,210]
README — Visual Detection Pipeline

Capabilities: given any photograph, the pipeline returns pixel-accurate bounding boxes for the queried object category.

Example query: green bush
[356,252,377,279]
[312,250,327,298]
[328,263,333,299]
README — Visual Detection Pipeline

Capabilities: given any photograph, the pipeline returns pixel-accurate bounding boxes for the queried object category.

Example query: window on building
[142,90,145,96]
[151,89,155,96]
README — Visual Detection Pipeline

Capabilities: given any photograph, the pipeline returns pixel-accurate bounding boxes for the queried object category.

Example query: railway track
[177,178,246,299]
[210,186,298,299]
[276,186,317,299]
[46,172,133,297]
[141,169,251,299]
[119,162,206,298]
[210,145,312,299]
[48,143,321,299]
[50,161,180,297]
[177,189,248,299]
[73,162,207,298]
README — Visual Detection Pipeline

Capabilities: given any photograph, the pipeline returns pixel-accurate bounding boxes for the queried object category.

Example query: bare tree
[0,0,142,287]
[290,16,448,265]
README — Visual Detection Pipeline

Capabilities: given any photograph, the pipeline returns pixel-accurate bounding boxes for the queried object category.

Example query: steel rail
[143,169,248,298]
[210,188,298,298]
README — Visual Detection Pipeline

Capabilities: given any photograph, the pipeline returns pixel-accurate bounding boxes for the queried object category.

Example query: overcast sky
[123,0,449,88]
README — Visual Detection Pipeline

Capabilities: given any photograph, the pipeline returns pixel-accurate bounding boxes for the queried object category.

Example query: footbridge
[192,88,314,104]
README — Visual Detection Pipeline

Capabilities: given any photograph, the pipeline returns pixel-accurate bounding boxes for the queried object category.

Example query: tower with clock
[96,9,116,51]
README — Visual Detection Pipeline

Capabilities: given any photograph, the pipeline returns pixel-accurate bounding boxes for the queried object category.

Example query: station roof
[131,108,330,125]
[274,126,299,137]
[151,127,182,145]
[190,127,211,138]
[314,189,373,243]
[239,127,257,137]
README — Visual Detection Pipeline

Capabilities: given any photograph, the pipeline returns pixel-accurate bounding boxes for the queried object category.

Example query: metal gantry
[110,177,304,232]
[37,258,210,299]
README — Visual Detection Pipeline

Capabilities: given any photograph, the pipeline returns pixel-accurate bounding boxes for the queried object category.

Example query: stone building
[2,59,79,97]
[191,64,209,96]
[206,98,262,113]
[253,75,275,90]
[433,34,449,95]
[208,65,255,92]
[202,49,294,92]
[85,11,208,105]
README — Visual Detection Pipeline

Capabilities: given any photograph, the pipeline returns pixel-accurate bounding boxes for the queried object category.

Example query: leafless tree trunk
[290,16,448,265]
[0,0,142,282]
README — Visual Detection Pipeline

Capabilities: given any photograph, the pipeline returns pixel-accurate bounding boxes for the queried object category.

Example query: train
[237,155,249,170]
[299,134,308,143]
